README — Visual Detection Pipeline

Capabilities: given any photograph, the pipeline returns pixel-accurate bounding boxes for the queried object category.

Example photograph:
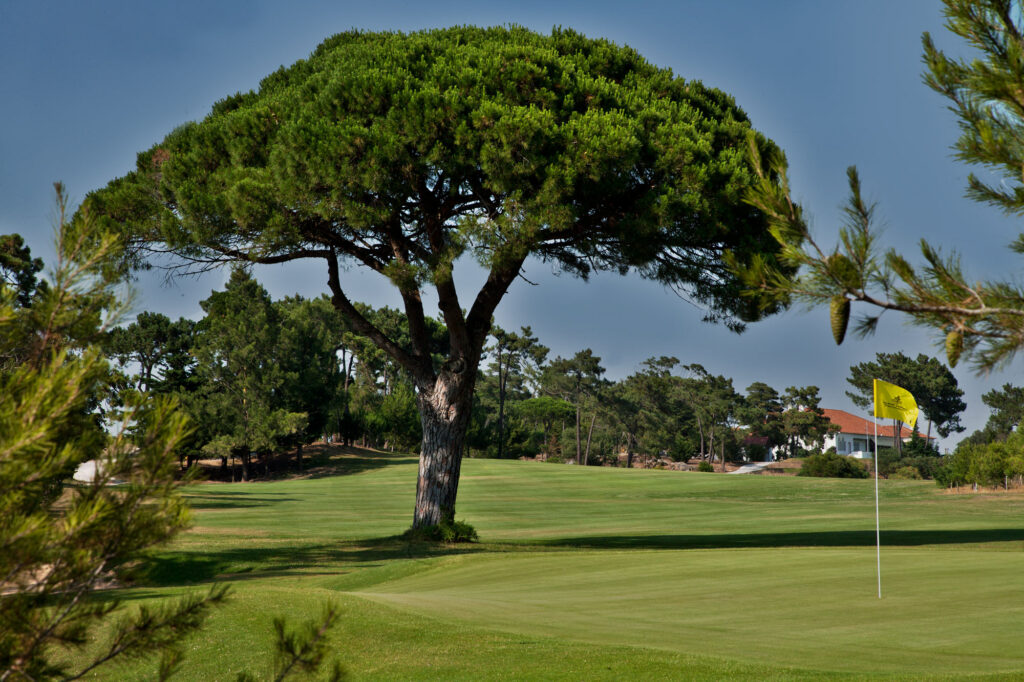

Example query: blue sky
[1,1,1018,448]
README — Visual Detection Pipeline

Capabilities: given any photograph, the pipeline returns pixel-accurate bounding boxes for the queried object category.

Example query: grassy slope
[76,449,1024,680]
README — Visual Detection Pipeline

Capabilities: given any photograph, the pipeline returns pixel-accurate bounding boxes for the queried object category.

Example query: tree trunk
[575,406,582,465]
[583,413,596,466]
[241,449,250,482]
[496,351,506,459]
[412,369,475,529]
[297,442,303,471]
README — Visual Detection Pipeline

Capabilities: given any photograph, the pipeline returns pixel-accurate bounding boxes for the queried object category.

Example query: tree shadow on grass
[141,536,480,588]
[184,491,300,510]
[538,528,1024,551]
[192,445,418,483]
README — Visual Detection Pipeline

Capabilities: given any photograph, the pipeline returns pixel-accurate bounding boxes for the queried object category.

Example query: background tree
[88,26,794,529]
[513,396,575,459]
[543,350,606,465]
[738,381,785,457]
[679,364,742,470]
[845,352,966,444]
[192,268,306,481]
[979,383,1024,442]
[105,312,197,393]
[0,233,44,309]
[734,0,1024,373]
[481,326,548,459]
[275,296,346,468]
[779,386,835,459]
[614,357,696,466]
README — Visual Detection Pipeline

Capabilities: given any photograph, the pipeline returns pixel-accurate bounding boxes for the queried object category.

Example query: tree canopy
[845,352,966,439]
[87,26,794,528]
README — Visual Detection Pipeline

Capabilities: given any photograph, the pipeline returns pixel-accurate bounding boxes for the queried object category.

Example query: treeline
[941,384,1024,490]
[105,268,840,478]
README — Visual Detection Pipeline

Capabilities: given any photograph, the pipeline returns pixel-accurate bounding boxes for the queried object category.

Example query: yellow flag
[873,378,918,428]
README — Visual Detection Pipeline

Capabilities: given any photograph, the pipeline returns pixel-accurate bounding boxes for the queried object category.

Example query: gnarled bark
[412,366,475,528]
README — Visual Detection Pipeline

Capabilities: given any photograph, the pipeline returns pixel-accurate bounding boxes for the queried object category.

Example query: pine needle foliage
[732,0,1024,372]
[0,186,226,681]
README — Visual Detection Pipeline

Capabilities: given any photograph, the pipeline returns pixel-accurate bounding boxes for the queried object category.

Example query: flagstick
[874,417,881,599]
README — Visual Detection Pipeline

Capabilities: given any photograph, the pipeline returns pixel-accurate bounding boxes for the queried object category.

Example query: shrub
[403,519,478,543]
[890,466,923,480]
[798,452,868,479]
[698,460,714,473]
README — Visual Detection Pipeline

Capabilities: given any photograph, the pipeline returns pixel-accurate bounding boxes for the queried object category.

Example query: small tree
[779,386,836,459]
[0,189,225,680]
[543,350,605,465]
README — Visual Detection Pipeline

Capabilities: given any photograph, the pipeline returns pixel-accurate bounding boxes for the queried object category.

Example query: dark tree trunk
[496,350,506,459]
[412,369,475,529]
[297,442,303,471]
[575,406,582,465]
[241,449,250,482]
[583,413,596,465]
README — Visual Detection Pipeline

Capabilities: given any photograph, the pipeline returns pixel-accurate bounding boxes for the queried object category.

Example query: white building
[820,409,934,459]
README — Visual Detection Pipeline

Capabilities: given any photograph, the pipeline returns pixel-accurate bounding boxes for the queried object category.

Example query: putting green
[355,547,1024,676]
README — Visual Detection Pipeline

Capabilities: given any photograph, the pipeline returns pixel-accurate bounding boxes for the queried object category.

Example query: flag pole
[874,415,881,599]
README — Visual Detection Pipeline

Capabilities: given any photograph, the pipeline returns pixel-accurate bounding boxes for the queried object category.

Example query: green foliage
[363,381,422,452]
[0,190,223,680]
[105,312,198,394]
[88,24,795,526]
[940,430,1024,488]
[190,268,307,477]
[402,519,478,544]
[890,466,923,480]
[975,383,1024,443]
[778,385,835,459]
[846,352,965,438]
[0,233,45,308]
[697,460,714,473]
[797,452,868,479]
[735,0,1024,371]
[236,603,345,682]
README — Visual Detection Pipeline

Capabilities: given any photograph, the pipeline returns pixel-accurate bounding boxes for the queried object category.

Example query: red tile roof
[821,409,932,439]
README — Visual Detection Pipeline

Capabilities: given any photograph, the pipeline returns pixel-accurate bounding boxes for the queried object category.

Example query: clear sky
[1,1,1018,449]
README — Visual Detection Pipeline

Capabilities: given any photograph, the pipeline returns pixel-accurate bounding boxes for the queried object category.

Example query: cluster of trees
[940,384,1024,489]
[101,274,842,477]
[471,348,838,470]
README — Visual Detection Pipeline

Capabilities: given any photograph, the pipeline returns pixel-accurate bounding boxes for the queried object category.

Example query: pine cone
[946,330,963,368]
[830,296,850,345]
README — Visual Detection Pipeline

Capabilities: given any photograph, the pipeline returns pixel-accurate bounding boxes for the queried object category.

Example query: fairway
[79,449,1024,679]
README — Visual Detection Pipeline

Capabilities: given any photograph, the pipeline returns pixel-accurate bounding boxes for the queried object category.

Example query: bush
[890,466,923,480]
[798,452,869,479]
[403,519,478,543]
[698,460,714,473]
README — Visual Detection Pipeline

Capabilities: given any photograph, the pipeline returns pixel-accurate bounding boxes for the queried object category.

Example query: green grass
[70,448,1024,679]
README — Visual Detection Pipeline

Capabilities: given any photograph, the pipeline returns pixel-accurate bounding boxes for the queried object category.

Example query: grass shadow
[190,444,417,483]
[538,528,1024,551]
[141,536,481,588]
[184,492,300,510]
